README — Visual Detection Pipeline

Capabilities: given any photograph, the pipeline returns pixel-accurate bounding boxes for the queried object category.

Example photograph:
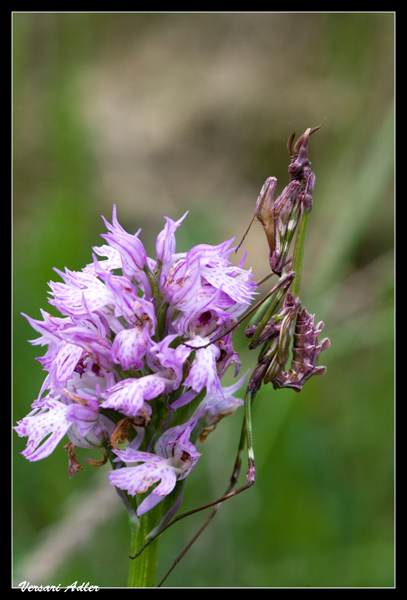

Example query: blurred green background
[13,13,394,588]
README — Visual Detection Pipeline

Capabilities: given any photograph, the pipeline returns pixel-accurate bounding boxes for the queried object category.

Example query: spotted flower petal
[101,205,147,276]
[100,375,168,417]
[108,413,201,515]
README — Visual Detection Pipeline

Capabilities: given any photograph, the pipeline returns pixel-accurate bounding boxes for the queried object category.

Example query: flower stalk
[127,505,163,587]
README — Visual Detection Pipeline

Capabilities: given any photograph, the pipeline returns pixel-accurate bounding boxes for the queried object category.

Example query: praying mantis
[132,122,330,586]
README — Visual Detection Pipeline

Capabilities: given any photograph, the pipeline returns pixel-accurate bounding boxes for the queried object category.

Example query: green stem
[127,508,162,587]
[290,208,309,300]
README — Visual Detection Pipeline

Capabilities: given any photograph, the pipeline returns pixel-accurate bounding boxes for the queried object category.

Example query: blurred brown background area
[13,13,394,588]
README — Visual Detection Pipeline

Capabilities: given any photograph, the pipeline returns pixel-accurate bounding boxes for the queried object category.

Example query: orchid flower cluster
[14,207,257,517]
